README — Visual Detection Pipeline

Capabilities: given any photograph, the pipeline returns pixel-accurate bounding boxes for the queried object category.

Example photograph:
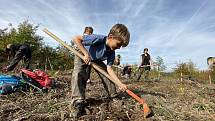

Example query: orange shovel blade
[143,103,150,118]
[126,89,150,118]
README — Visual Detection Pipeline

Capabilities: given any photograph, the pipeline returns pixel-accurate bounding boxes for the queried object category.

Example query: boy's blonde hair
[108,24,130,47]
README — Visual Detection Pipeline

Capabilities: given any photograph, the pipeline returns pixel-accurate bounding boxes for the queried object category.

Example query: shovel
[43,28,151,118]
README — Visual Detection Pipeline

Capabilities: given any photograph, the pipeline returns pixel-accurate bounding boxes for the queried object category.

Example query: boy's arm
[107,65,127,91]
[72,35,90,64]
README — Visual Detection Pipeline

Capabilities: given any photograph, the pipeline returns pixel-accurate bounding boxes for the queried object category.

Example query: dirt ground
[1,71,215,121]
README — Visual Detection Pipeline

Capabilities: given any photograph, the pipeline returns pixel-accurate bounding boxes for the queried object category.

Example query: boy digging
[71,24,130,118]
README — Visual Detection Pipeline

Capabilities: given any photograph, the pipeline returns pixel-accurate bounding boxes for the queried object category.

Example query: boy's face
[85,31,92,35]
[108,37,123,50]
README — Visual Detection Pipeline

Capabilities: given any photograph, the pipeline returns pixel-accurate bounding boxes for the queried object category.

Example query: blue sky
[1,0,215,71]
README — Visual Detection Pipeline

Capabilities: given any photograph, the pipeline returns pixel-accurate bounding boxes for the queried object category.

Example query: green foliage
[210,66,215,83]
[155,56,166,72]
[0,21,43,51]
[173,60,197,79]
[53,45,74,70]
[0,20,74,70]
[195,70,211,83]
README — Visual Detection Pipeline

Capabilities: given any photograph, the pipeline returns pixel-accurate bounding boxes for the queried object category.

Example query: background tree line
[0,20,74,70]
[0,20,214,83]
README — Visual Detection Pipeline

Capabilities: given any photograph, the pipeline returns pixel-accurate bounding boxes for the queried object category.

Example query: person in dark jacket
[137,48,151,81]
[113,54,121,77]
[122,64,132,78]
[4,44,31,71]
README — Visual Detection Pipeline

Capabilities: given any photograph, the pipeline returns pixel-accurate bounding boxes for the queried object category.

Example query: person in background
[137,48,151,81]
[4,43,31,72]
[113,54,121,77]
[122,64,132,79]
[83,26,94,83]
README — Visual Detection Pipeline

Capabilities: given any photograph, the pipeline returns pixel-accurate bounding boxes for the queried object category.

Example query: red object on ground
[21,68,52,88]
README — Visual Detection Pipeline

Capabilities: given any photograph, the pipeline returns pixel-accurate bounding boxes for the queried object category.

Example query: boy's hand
[118,83,127,92]
[83,54,91,65]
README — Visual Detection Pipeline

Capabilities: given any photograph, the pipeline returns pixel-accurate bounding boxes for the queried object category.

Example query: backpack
[20,69,53,89]
[0,75,21,94]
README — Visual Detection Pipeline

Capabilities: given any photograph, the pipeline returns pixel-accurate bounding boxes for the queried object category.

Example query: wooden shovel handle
[43,28,150,117]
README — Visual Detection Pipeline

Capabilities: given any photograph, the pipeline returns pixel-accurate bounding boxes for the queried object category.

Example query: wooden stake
[209,74,212,84]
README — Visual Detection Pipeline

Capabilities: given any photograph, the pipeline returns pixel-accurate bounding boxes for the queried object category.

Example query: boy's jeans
[71,55,116,104]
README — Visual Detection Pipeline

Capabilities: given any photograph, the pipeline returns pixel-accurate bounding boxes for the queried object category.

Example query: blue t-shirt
[82,34,115,66]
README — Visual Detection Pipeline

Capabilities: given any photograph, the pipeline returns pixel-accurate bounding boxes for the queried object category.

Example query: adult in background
[3,43,31,72]
[137,48,151,81]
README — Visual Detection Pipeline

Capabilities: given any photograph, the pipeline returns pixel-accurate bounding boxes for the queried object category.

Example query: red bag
[21,69,53,88]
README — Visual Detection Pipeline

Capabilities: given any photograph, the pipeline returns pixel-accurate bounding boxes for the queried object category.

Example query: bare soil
[1,71,215,121]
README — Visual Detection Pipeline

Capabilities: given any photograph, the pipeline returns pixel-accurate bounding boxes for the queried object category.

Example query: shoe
[72,99,85,119]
